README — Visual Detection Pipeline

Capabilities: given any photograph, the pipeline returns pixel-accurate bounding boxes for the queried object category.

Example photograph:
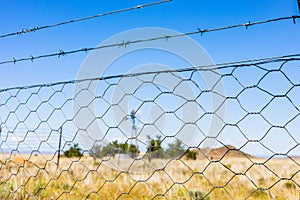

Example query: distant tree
[125,143,139,158]
[146,135,165,161]
[165,139,185,159]
[101,142,118,158]
[90,144,103,159]
[64,143,83,158]
[185,149,197,160]
[128,143,140,154]
[91,140,139,158]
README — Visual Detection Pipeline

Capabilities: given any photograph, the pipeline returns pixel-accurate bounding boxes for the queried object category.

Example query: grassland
[0,153,299,199]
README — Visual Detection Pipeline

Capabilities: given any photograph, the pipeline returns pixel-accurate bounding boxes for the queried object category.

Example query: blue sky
[0,0,300,157]
[0,0,299,87]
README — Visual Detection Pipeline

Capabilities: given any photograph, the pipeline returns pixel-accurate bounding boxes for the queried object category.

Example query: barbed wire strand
[1,53,299,92]
[0,0,172,39]
[0,15,299,66]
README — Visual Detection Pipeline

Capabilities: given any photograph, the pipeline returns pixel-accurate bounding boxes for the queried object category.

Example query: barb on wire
[0,15,299,66]
[0,0,172,39]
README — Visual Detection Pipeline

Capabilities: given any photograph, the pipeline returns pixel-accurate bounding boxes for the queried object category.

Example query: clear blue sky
[0,0,300,157]
[0,0,299,87]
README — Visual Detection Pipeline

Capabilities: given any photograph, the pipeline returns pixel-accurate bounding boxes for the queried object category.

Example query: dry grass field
[0,153,299,199]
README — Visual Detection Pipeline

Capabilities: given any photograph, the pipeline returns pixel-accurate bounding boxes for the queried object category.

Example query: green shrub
[64,143,83,158]
[185,150,197,160]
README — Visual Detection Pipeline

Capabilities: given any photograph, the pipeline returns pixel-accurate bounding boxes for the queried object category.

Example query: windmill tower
[129,110,138,155]
[129,110,137,145]
[130,110,137,141]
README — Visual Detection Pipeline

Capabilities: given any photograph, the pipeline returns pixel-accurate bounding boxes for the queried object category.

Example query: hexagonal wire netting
[0,57,300,199]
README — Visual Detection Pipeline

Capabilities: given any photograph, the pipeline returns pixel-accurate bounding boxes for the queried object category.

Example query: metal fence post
[57,126,63,169]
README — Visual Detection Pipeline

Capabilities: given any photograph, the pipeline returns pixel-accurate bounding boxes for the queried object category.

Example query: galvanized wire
[0,56,300,199]
[0,0,172,39]
[0,15,299,66]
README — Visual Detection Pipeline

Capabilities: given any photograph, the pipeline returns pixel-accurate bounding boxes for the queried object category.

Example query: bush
[64,143,83,158]
[146,135,165,160]
[165,139,185,159]
[91,141,139,158]
[185,149,197,160]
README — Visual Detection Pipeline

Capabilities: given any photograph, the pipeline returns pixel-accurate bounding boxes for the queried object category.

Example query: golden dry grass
[0,153,299,199]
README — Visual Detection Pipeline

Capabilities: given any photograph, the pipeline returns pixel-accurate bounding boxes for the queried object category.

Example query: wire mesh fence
[0,57,300,199]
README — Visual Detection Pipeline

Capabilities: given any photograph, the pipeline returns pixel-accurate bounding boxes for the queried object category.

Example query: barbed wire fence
[0,15,299,65]
[1,1,300,199]
[0,0,172,40]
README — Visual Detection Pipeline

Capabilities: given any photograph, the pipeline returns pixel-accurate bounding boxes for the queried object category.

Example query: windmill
[126,109,141,156]
[130,110,137,140]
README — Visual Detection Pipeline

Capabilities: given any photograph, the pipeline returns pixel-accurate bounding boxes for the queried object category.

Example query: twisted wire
[0,57,300,199]
[0,15,299,66]
[0,0,172,39]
